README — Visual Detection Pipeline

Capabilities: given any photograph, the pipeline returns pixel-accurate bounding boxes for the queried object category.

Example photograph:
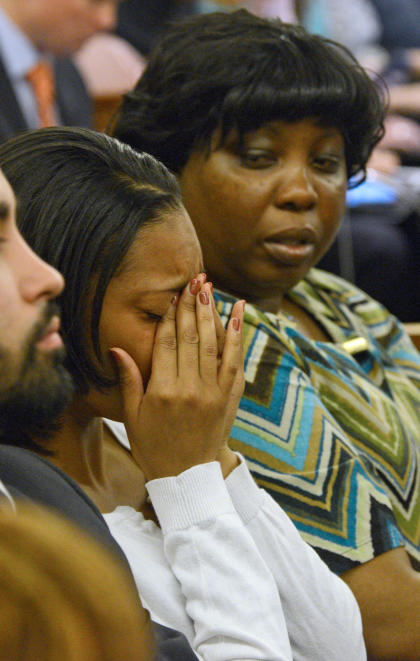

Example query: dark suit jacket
[0,444,196,661]
[0,56,93,143]
[116,0,197,56]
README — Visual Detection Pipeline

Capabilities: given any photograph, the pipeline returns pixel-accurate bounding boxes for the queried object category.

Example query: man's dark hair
[0,127,182,392]
[112,9,386,184]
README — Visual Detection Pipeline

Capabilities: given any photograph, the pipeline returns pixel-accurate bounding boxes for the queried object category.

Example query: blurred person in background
[198,0,297,20]
[0,505,155,661]
[0,0,121,142]
[74,0,195,128]
[116,0,198,57]
[299,0,420,164]
[298,0,420,320]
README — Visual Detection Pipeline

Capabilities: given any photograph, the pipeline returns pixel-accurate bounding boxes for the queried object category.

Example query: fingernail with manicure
[232,317,240,331]
[189,278,200,295]
[199,291,209,305]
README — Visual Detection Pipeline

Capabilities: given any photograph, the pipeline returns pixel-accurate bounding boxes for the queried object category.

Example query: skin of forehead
[116,209,203,293]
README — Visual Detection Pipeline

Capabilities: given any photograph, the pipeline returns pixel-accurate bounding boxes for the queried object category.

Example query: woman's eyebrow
[136,270,206,296]
[142,282,189,295]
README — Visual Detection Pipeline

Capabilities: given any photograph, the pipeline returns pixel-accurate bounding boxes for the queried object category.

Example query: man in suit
[0,0,121,142]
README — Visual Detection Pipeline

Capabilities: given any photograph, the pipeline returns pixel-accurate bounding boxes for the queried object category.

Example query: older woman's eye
[313,154,342,173]
[239,150,276,169]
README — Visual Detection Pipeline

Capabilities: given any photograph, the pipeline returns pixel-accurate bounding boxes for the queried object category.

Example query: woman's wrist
[216,446,240,478]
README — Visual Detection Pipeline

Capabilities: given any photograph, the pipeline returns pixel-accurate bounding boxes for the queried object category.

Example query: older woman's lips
[263,232,316,265]
[36,316,63,351]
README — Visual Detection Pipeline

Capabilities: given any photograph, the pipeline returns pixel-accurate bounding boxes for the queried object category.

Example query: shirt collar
[0,7,42,80]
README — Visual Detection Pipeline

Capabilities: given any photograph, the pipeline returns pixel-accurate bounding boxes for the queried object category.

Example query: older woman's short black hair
[112,9,386,184]
[0,127,182,392]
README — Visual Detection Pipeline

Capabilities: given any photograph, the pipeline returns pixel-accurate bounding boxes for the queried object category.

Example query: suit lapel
[54,58,93,129]
[0,56,28,141]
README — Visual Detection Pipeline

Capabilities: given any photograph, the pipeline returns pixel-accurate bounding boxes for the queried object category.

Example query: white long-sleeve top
[104,456,366,661]
[225,458,366,660]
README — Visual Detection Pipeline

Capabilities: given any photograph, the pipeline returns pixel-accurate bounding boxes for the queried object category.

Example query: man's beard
[0,303,74,451]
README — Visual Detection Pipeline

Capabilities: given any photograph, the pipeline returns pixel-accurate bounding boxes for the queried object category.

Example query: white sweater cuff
[146,461,235,533]
[225,453,265,524]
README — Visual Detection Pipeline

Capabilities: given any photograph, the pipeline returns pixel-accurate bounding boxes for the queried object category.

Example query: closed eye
[145,310,163,322]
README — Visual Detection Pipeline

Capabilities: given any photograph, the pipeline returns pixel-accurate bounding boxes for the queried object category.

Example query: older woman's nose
[273,166,317,211]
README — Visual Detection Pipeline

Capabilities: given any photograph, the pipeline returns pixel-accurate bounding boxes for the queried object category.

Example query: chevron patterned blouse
[215,268,420,574]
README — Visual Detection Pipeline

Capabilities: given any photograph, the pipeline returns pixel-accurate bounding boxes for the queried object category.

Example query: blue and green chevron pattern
[215,269,420,574]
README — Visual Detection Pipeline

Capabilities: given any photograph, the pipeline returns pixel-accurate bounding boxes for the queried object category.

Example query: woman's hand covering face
[110,278,245,481]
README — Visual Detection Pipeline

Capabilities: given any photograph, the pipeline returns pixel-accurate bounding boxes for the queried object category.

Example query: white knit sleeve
[225,457,367,661]
[146,461,292,661]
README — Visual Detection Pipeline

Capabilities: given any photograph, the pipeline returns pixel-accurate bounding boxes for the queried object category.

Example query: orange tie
[26,61,57,128]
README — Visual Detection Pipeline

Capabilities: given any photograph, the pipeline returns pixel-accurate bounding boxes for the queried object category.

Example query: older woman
[0,127,365,661]
[112,10,420,659]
